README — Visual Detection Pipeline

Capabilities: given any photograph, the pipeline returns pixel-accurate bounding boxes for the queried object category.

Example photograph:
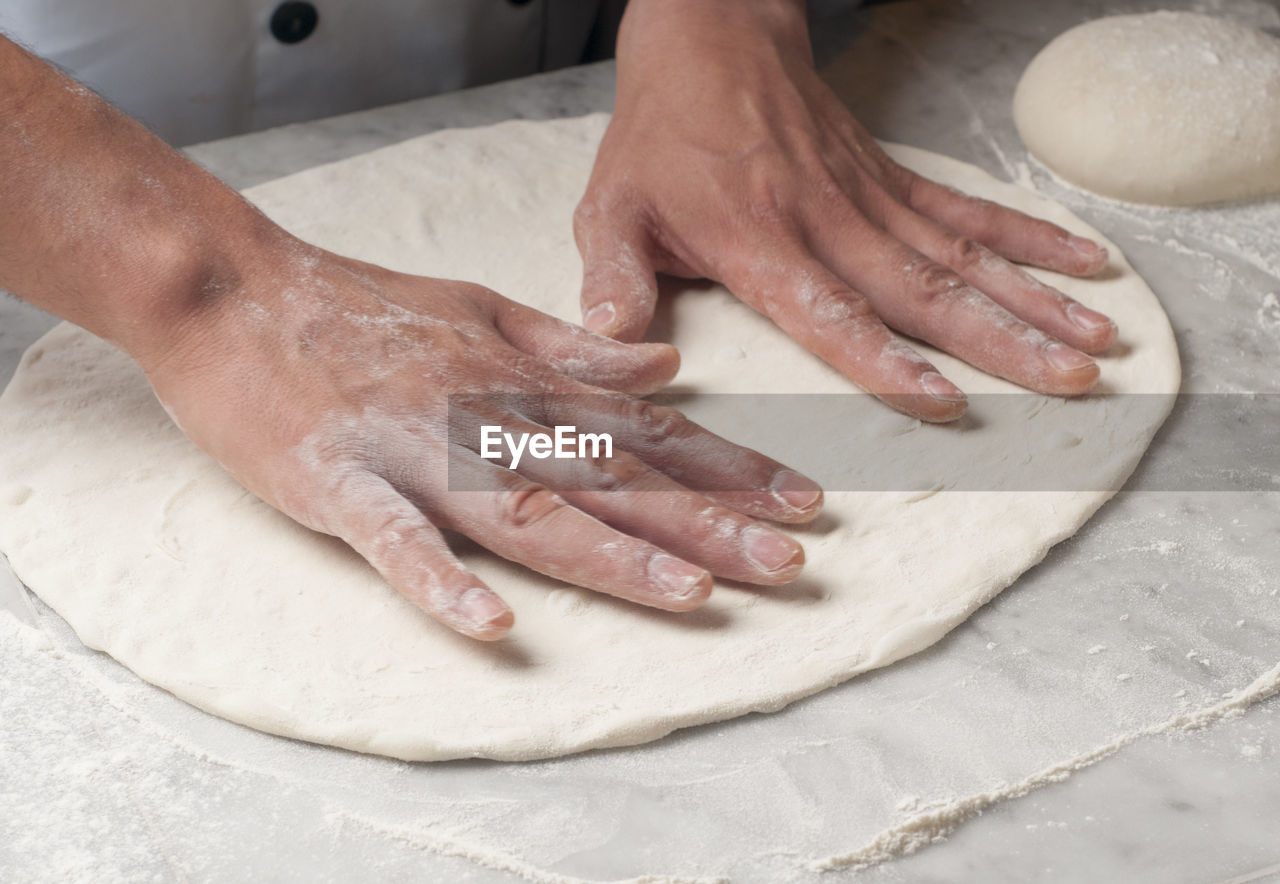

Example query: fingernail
[743,524,802,574]
[1068,234,1103,256]
[770,470,823,512]
[920,371,966,403]
[648,553,707,600]
[1045,342,1096,372]
[584,301,616,333]
[1067,302,1114,331]
[456,587,511,630]
[1068,235,1109,269]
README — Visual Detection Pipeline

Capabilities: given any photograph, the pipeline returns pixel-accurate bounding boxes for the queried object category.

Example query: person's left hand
[575,0,1117,423]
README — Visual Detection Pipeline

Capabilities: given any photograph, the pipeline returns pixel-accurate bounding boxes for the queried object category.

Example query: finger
[805,208,1100,397]
[574,212,660,343]
[487,415,804,584]
[533,389,825,522]
[894,168,1109,277]
[819,109,1108,278]
[435,450,714,612]
[872,201,1118,354]
[490,297,679,396]
[328,472,514,641]
[715,238,969,423]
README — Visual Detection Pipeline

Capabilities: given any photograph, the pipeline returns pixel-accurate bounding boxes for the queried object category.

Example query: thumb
[579,225,659,344]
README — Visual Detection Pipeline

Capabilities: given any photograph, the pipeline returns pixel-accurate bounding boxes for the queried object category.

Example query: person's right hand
[0,34,820,643]
[139,240,824,641]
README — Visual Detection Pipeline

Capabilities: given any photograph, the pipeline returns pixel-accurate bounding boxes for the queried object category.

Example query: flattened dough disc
[0,116,1179,761]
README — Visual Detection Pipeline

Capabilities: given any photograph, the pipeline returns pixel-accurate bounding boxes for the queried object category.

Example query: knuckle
[684,506,732,545]
[797,281,874,327]
[908,260,967,307]
[812,174,849,212]
[620,397,689,442]
[950,191,1005,240]
[742,156,793,221]
[945,236,985,273]
[277,437,378,530]
[892,165,923,203]
[574,190,632,239]
[502,351,557,387]
[586,451,647,492]
[363,512,424,566]
[460,282,504,311]
[498,482,564,528]
[967,193,1005,224]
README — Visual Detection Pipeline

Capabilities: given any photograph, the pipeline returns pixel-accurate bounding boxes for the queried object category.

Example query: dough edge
[0,117,1180,762]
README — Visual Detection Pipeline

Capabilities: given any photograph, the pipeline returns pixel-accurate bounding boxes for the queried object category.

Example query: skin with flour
[0,0,1120,641]
[578,0,1118,413]
[0,123,1181,760]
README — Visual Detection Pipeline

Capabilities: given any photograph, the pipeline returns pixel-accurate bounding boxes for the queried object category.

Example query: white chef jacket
[0,0,620,146]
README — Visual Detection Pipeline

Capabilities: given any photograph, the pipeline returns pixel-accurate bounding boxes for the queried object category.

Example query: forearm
[0,37,283,367]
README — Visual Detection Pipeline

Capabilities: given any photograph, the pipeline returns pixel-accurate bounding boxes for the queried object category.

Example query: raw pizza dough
[1013,12,1280,206]
[0,115,1179,761]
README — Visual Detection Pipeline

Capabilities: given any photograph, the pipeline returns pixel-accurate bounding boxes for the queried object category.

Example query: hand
[575,0,1117,422]
[0,38,822,643]
[142,242,824,641]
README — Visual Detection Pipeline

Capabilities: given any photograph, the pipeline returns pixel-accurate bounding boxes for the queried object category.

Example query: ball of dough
[1013,12,1280,206]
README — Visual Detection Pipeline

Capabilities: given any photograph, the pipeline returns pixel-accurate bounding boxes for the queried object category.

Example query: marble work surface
[3,0,1280,881]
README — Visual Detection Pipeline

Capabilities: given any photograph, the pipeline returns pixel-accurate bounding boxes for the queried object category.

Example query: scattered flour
[809,661,1280,873]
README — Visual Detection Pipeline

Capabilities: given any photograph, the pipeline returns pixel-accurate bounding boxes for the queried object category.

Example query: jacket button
[270,2,320,45]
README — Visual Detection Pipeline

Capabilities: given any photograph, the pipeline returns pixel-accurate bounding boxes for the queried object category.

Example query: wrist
[105,192,293,374]
[0,37,295,371]
[618,0,811,66]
